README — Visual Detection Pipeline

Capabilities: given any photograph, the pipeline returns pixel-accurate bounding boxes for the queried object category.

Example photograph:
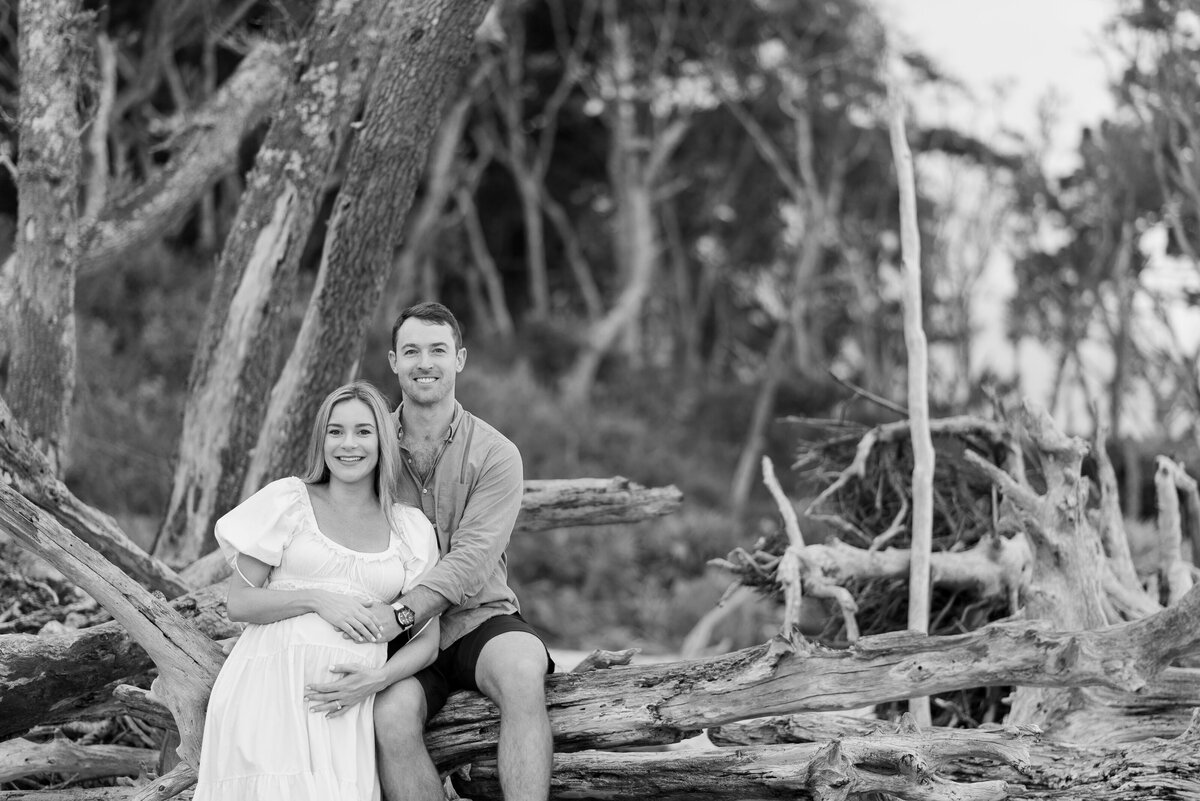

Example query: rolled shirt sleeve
[419,438,523,607]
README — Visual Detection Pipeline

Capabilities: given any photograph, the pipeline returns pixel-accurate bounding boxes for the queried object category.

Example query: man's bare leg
[475,631,552,801]
[374,677,443,801]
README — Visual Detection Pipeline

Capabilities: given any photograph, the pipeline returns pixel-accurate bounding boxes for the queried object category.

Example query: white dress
[192,476,437,801]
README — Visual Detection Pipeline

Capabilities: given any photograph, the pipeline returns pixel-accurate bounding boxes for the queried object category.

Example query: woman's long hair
[300,381,400,526]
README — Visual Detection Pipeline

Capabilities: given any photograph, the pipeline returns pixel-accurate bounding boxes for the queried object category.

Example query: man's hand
[365,601,404,641]
[305,663,385,717]
[310,589,382,642]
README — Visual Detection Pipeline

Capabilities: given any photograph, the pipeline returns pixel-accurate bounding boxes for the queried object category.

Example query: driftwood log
[0,737,156,784]
[711,709,1200,799]
[9,597,1200,800]
[92,589,1200,756]
[0,583,234,740]
[0,484,224,770]
[0,397,188,598]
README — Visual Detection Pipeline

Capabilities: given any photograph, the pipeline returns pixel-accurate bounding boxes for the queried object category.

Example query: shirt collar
[395,400,464,443]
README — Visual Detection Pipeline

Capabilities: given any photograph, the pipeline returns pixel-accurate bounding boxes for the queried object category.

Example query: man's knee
[374,677,428,744]
[476,633,549,708]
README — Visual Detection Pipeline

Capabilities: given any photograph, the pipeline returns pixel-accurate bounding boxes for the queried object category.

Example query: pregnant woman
[193,381,439,800]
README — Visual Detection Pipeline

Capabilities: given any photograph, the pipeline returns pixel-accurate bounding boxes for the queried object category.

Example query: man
[370,301,553,801]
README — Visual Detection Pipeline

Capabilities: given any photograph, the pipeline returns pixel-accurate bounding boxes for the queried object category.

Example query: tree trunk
[29,587,1200,767]
[239,0,495,496]
[77,41,292,275]
[8,571,1200,796]
[0,581,233,742]
[3,0,84,474]
[969,401,1127,733]
[889,87,935,726]
[422,586,1200,768]
[457,189,516,341]
[728,324,788,521]
[0,738,156,785]
[0,485,224,769]
[711,710,1200,800]
[153,0,396,565]
[376,62,488,337]
[0,396,188,598]
[558,12,689,406]
[460,732,1019,801]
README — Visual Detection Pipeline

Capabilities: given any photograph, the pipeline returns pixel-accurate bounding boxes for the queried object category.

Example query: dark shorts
[414,613,555,720]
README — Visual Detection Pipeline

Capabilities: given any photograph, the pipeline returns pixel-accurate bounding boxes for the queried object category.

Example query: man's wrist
[391,602,416,632]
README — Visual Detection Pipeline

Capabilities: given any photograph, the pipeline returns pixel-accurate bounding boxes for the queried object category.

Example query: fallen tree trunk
[178,477,683,587]
[0,737,156,784]
[518,478,683,531]
[712,709,1200,799]
[0,486,224,768]
[16,582,1200,763]
[460,726,1023,801]
[719,531,1031,602]
[14,716,1200,801]
[0,397,188,598]
[424,580,1200,767]
[76,42,291,276]
[465,711,1200,801]
[0,583,233,741]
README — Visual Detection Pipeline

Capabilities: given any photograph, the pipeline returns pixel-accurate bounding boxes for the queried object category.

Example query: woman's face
[323,398,380,486]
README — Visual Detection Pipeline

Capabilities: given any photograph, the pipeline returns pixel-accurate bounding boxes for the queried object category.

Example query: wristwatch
[391,603,416,632]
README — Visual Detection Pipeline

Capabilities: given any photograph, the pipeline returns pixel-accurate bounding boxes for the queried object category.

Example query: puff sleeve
[394,505,439,595]
[214,477,303,568]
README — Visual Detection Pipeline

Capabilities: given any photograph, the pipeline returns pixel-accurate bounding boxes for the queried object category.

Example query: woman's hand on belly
[304,663,386,717]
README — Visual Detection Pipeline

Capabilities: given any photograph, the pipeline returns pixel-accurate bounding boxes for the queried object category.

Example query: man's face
[388,319,466,407]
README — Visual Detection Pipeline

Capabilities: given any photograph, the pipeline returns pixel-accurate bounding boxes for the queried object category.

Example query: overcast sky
[876,0,1117,169]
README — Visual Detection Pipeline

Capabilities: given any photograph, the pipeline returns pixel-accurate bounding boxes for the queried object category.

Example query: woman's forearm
[375,617,440,689]
[226,584,318,624]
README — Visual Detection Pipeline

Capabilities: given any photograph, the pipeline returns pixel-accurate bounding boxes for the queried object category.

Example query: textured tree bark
[719,531,1031,601]
[712,709,1200,799]
[967,401,1133,734]
[0,738,156,784]
[240,0,493,497]
[42,604,1200,767]
[0,584,233,741]
[460,729,1020,801]
[3,0,84,474]
[378,63,487,335]
[0,397,188,598]
[153,0,397,565]
[517,478,683,531]
[0,486,224,769]
[10,723,1200,801]
[423,585,1200,768]
[77,41,292,275]
[8,585,1200,797]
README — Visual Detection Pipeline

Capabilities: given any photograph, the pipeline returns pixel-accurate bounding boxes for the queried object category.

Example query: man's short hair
[392,302,464,351]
